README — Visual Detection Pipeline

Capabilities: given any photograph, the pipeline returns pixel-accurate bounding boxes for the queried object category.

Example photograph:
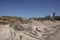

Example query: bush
[9,22,25,31]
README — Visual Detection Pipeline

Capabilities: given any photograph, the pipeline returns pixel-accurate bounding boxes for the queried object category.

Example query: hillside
[0,16,60,24]
[0,16,27,24]
[0,16,60,40]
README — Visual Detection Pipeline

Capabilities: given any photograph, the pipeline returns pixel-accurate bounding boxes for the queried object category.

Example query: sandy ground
[0,21,60,40]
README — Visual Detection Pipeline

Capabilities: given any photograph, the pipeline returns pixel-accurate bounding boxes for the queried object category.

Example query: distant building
[46,12,60,20]
[51,12,56,20]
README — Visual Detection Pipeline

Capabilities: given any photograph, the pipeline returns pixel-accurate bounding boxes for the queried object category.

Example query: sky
[0,0,60,18]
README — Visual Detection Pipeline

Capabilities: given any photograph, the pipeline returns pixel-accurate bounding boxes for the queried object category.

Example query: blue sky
[0,0,60,18]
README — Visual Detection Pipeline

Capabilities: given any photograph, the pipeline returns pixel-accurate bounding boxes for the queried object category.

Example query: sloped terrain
[0,16,27,24]
[0,16,60,40]
[0,20,60,40]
